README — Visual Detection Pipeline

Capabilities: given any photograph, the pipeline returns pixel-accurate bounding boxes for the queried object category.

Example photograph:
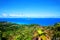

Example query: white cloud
[2,13,8,17]
[0,13,60,18]
[9,14,24,17]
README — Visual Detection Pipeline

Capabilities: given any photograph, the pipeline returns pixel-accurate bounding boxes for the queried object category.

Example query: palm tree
[33,27,51,40]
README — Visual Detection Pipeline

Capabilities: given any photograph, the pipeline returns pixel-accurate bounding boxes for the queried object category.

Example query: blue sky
[0,0,60,18]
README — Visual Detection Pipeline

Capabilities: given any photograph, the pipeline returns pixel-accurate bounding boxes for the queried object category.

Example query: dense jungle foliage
[0,21,60,40]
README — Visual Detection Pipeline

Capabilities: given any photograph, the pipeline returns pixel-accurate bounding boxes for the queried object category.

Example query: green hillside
[0,22,60,40]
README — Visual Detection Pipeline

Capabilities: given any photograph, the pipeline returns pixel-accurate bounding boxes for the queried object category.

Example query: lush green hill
[0,22,60,40]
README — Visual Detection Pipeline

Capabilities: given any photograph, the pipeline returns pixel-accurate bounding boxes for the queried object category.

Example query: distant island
[0,21,60,40]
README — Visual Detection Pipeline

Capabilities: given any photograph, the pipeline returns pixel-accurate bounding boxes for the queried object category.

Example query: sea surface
[0,18,60,26]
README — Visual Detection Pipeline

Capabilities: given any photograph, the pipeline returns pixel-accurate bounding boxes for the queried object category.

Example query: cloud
[0,13,60,18]
[9,14,24,17]
[1,13,24,18]
[2,13,8,17]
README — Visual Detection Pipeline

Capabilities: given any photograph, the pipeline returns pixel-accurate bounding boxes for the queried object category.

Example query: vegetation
[0,21,60,40]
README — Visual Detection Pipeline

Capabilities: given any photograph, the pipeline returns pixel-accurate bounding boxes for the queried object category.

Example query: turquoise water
[0,18,60,26]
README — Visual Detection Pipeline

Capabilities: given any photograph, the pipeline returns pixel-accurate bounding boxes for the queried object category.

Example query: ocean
[0,18,60,26]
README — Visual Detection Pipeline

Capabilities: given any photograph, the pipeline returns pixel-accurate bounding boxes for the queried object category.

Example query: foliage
[0,22,60,40]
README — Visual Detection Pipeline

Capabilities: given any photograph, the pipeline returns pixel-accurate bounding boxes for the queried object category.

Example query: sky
[0,0,60,18]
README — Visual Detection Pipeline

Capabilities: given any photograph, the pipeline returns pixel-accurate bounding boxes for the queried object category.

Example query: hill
[0,21,60,40]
